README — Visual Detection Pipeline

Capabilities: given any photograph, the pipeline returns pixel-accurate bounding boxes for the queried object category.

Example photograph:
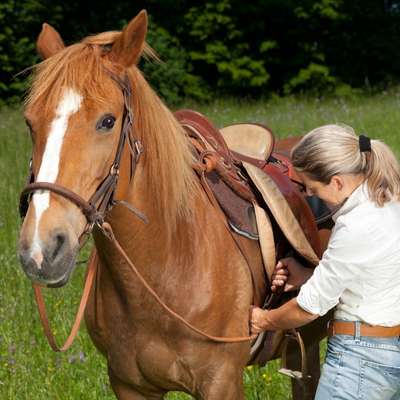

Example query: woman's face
[297,172,346,208]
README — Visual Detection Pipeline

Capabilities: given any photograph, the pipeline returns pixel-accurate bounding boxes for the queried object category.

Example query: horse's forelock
[26,33,121,111]
[83,31,121,44]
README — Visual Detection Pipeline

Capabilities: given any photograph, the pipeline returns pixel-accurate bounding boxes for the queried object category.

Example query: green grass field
[1,90,400,399]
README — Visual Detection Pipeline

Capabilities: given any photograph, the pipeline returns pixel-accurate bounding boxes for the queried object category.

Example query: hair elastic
[359,134,371,153]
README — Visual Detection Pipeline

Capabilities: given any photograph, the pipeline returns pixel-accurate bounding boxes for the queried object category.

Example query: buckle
[110,164,120,176]
[134,140,143,156]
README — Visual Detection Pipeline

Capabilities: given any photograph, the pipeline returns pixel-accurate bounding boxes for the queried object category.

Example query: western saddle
[175,109,330,266]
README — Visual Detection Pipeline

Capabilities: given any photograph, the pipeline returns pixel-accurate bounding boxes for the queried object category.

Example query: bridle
[19,72,257,353]
[20,74,145,235]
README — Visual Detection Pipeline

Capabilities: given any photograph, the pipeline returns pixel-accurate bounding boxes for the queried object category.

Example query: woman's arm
[250,257,317,333]
[250,298,318,334]
[250,218,373,334]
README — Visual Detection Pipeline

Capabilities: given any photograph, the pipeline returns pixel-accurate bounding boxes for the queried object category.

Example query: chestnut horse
[18,11,327,399]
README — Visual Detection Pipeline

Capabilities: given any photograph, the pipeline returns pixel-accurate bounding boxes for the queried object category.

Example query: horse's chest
[107,333,190,390]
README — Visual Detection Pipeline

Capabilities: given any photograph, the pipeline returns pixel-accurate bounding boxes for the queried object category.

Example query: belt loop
[328,319,334,337]
[354,321,361,339]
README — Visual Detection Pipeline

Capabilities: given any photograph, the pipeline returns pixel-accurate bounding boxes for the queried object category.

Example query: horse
[18,10,329,399]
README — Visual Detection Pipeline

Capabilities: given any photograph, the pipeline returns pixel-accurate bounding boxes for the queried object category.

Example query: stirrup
[278,329,311,383]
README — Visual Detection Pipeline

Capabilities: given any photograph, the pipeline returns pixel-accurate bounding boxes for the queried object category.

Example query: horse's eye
[96,114,116,131]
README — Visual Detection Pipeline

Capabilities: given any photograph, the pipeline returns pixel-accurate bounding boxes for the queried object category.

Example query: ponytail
[291,124,400,207]
[365,140,400,206]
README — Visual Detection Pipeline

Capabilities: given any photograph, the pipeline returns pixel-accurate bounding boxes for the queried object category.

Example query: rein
[20,73,256,352]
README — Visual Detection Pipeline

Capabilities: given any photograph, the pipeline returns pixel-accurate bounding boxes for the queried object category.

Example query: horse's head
[18,11,148,287]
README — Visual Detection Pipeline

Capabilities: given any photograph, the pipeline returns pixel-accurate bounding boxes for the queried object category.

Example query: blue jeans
[315,323,400,400]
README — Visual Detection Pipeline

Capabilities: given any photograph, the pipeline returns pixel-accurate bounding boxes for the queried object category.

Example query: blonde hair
[291,124,400,206]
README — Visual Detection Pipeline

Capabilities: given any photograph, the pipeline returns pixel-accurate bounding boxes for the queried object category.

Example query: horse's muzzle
[18,230,77,287]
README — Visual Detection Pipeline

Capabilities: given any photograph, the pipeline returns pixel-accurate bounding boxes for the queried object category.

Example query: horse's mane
[127,63,199,232]
[26,31,199,233]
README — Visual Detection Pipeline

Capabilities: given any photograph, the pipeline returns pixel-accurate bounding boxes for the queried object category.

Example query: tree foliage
[1,0,400,104]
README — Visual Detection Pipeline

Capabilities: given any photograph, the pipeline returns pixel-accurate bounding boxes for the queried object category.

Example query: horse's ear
[37,23,65,59]
[110,10,148,67]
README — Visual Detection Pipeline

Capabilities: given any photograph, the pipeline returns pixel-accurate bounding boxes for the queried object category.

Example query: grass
[1,89,400,399]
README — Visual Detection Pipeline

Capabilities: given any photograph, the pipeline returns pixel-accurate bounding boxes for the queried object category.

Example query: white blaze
[30,88,83,266]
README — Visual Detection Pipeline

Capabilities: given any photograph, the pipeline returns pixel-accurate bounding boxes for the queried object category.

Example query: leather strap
[33,251,97,352]
[21,182,98,223]
[34,218,258,349]
[328,320,400,337]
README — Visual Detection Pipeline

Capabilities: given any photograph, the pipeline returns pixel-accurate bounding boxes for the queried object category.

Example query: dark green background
[2,0,400,104]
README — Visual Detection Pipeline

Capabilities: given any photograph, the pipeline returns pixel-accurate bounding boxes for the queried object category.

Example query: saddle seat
[220,123,274,161]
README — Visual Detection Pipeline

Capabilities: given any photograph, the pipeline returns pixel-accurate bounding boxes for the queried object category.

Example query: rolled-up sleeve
[297,222,369,316]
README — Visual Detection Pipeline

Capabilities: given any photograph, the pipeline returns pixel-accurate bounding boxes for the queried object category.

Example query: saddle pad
[243,162,320,266]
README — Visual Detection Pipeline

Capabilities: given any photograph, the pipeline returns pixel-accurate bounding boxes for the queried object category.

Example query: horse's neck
[96,155,205,279]
[93,177,216,329]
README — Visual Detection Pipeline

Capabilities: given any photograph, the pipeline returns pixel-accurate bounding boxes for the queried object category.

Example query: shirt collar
[332,181,369,222]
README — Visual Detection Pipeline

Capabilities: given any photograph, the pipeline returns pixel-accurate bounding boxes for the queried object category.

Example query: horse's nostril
[51,232,67,261]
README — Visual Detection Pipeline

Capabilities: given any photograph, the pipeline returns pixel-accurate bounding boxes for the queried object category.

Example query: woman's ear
[330,175,344,191]
[109,10,148,68]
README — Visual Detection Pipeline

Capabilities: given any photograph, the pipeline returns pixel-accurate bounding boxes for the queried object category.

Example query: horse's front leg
[197,364,245,400]
[109,369,165,400]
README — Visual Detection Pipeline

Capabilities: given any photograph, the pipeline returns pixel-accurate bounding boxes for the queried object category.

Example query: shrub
[181,0,271,95]
[141,21,210,104]
[0,0,63,104]
[284,63,338,94]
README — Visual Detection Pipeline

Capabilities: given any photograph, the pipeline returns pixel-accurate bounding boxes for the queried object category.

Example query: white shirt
[297,182,400,326]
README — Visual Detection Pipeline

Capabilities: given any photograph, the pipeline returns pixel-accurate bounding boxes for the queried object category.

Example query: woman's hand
[271,257,313,293]
[249,306,271,334]
[250,298,318,333]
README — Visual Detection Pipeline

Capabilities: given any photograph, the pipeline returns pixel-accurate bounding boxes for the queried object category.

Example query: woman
[250,124,400,400]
